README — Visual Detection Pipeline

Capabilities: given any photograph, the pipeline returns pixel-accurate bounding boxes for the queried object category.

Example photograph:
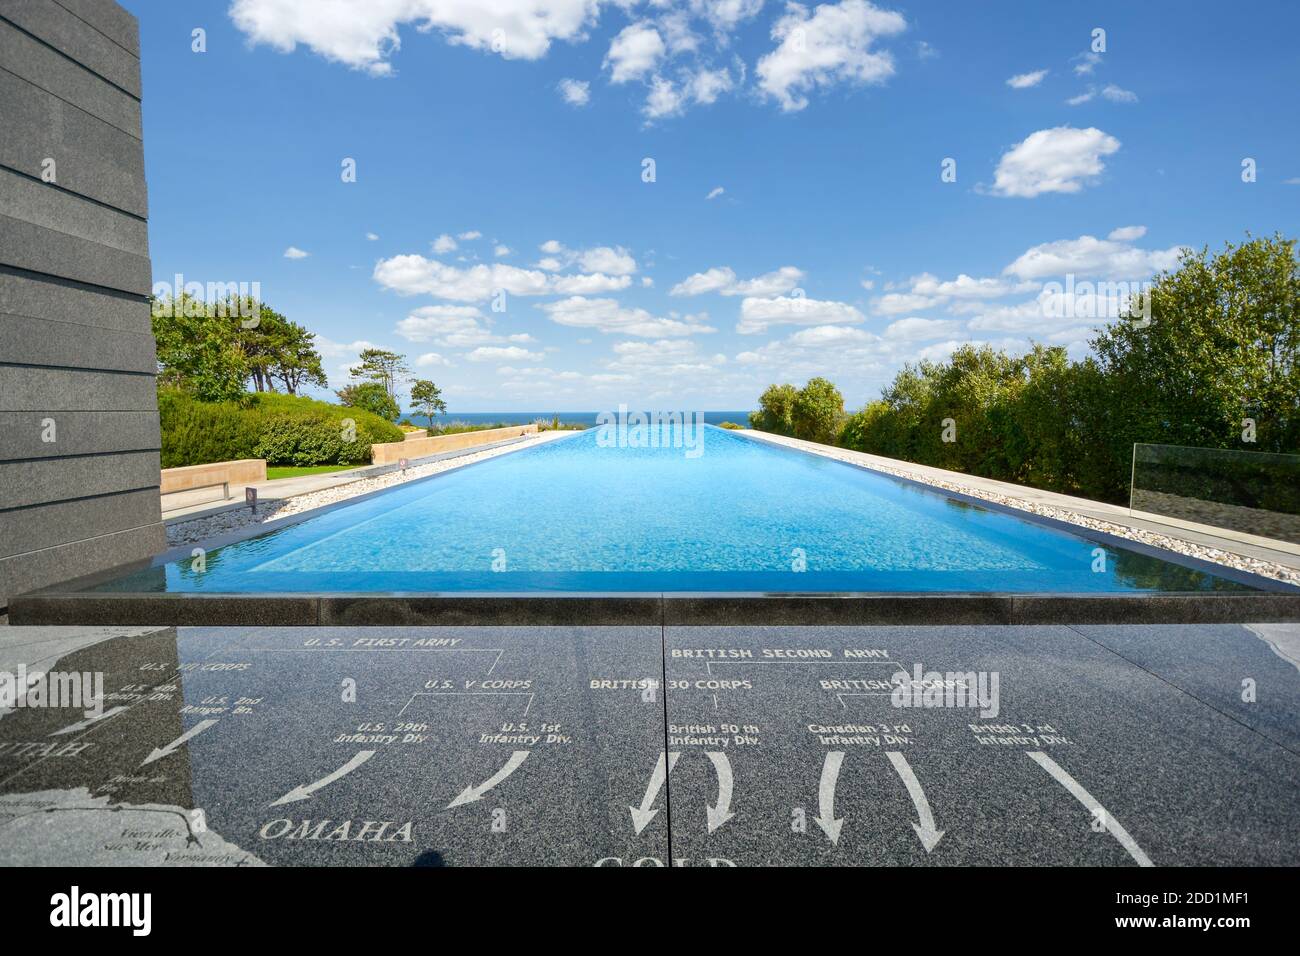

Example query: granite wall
[0,0,163,608]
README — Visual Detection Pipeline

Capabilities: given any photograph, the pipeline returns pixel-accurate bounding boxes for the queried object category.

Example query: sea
[400,410,753,427]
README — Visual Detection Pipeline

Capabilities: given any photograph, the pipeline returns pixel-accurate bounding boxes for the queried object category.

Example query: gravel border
[741,432,1300,588]
[164,432,572,548]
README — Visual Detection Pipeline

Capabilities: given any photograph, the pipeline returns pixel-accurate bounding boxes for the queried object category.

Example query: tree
[336,381,400,422]
[749,383,799,435]
[350,348,410,400]
[791,377,845,445]
[409,379,447,431]
[231,304,327,395]
[1091,234,1300,468]
[268,320,328,395]
[152,294,249,403]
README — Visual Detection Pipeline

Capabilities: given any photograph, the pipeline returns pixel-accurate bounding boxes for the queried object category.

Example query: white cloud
[643,66,736,119]
[551,272,634,294]
[687,66,734,104]
[557,77,591,105]
[467,345,544,362]
[1066,90,1095,106]
[1006,69,1047,89]
[416,351,452,367]
[1073,51,1102,76]
[908,273,1020,300]
[706,186,725,200]
[538,296,716,337]
[375,255,551,301]
[670,265,804,297]
[737,295,866,334]
[432,233,458,254]
[456,230,482,241]
[494,244,512,257]
[229,0,603,74]
[756,0,908,112]
[1100,83,1137,103]
[283,246,309,259]
[988,126,1121,198]
[365,232,380,241]
[692,0,765,33]
[1107,225,1147,241]
[540,242,639,275]
[395,305,497,347]
[1003,233,1183,281]
[605,22,665,83]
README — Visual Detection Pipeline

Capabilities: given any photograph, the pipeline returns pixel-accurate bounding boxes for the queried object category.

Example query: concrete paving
[0,622,1295,866]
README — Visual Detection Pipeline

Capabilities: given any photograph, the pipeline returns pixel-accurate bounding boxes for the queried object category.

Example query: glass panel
[1131,443,1300,544]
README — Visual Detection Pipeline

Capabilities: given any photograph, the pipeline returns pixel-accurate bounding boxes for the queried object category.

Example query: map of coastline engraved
[0,625,1297,866]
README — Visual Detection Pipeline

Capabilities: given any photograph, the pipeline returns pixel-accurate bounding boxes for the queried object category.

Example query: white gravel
[165,431,572,548]
[743,433,1300,588]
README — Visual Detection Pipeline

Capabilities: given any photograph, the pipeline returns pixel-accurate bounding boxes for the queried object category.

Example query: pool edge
[9,591,1300,627]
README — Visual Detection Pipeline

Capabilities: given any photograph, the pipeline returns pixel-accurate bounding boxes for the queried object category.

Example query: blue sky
[124,0,1300,412]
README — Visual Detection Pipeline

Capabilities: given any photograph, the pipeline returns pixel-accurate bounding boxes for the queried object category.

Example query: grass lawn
[265,464,365,481]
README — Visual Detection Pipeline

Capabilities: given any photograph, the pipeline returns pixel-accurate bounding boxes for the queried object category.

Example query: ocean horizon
[400,410,754,427]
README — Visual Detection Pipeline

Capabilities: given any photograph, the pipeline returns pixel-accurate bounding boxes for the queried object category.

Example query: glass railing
[1130,443,1300,544]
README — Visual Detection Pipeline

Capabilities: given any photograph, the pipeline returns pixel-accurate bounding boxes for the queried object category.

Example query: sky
[122,0,1300,413]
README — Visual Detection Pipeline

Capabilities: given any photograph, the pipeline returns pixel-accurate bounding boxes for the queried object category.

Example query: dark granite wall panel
[0,0,162,608]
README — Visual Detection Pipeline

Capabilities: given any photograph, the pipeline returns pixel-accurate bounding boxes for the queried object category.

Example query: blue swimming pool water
[102,426,1258,594]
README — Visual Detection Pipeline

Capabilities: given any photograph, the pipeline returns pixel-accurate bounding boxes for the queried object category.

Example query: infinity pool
[98,425,1260,594]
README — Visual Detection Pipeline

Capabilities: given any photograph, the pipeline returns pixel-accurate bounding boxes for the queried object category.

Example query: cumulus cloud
[756,0,907,112]
[558,77,591,105]
[605,22,665,83]
[988,126,1121,198]
[1003,233,1183,281]
[228,0,603,74]
[1107,225,1147,242]
[737,295,866,334]
[283,246,309,259]
[416,351,452,367]
[375,255,550,301]
[670,265,804,297]
[1006,69,1047,89]
[395,305,499,347]
[551,272,633,294]
[537,241,638,275]
[432,234,458,254]
[538,296,716,337]
[467,345,545,362]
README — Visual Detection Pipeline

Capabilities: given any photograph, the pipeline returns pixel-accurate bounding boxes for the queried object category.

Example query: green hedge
[159,390,404,468]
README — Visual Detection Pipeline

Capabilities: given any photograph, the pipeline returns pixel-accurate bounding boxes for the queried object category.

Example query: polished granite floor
[0,623,1296,867]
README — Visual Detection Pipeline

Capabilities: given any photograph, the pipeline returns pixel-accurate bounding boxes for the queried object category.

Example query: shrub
[791,377,845,445]
[749,383,798,434]
[254,415,346,466]
[718,421,744,430]
[159,389,403,467]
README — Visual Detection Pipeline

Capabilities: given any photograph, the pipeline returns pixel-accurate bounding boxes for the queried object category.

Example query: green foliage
[159,390,404,468]
[749,383,799,434]
[152,295,327,400]
[337,381,401,422]
[409,379,447,430]
[151,295,249,403]
[760,235,1300,504]
[791,377,845,444]
[718,421,745,430]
